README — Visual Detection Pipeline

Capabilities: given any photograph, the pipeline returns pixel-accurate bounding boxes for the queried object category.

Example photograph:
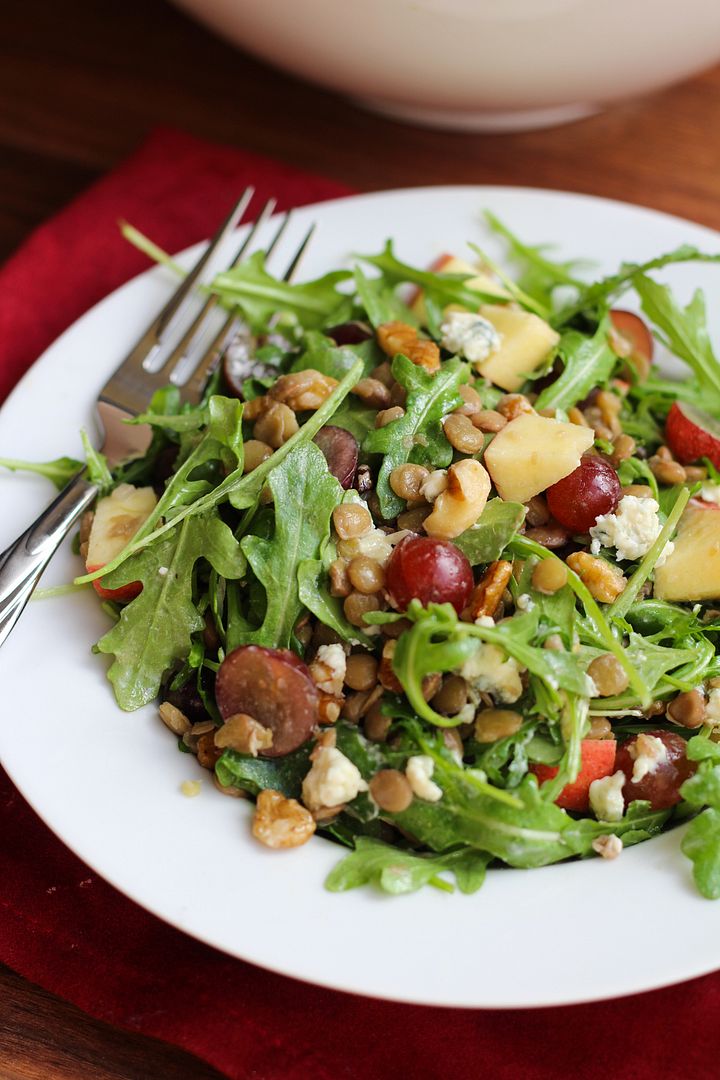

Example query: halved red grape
[215,646,318,757]
[313,425,359,489]
[546,456,621,534]
[325,321,373,346]
[609,310,654,364]
[615,730,695,810]
[386,535,474,615]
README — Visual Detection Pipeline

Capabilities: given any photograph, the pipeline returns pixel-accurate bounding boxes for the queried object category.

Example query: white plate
[2,187,720,1009]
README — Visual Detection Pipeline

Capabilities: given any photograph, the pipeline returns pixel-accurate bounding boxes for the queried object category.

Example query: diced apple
[86,483,157,601]
[475,305,560,393]
[410,254,508,324]
[654,504,720,602]
[484,413,594,504]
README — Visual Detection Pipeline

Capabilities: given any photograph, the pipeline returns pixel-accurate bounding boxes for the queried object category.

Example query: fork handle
[0,471,97,649]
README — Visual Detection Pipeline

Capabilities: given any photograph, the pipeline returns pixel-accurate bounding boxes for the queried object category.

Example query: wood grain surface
[1,0,720,1076]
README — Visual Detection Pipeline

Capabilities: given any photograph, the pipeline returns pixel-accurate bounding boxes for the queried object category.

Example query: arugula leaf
[363,355,467,518]
[215,744,312,798]
[534,319,617,412]
[212,250,352,331]
[452,499,526,565]
[325,837,489,896]
[633,274,720,405]
[297,559,372,647]
[352,265,419,329]
[483,211,587,306]
[0,454,83,490]
[76,361,363,586]
[359,241,510,312]
[290,330,378,380]
[235,442,343,649]
[681,808,720,899]
[97,511,246,710]
[553,246,720,326]
[80,431,113,492]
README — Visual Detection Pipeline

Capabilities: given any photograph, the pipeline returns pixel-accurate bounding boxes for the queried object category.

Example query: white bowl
[173,0,720,131]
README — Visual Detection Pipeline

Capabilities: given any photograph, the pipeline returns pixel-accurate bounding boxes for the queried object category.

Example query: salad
[6,212,720,900]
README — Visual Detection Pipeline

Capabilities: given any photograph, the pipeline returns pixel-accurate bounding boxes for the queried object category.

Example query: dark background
[1,1,720,1076]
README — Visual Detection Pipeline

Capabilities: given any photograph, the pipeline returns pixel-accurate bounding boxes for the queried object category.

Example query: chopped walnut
[214,713,274,756]
[159,701,191,736]
[378,640,404,694]
[252,790,317,849]
[566,551,626,603]
[269,368,339,411]
[376,320,440,372]
[497,394,534,421]
[466,560,513,620]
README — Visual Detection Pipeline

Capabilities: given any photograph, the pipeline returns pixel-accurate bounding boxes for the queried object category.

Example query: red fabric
[0,129,718,1079]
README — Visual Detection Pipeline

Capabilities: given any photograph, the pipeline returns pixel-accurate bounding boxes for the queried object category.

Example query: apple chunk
[654,504,720,602]
[410,254,507,324]
[475,305,560,393]
[484,413,594,504]
[86,483,157,601]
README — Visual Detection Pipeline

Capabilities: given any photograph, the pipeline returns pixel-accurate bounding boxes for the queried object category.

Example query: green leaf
[236,442,343,649]
[633,274,720,405]
[215,744,312,799]
[553,246,720,327]
[297,558,372,647]
[358,240,510,313]
[96,512,246,710]
[363,355,467,518]
[325,837,489,896]
[535,319,617,412]
[352,265,419,329]
[483,211,587,307]
[211,250,352,331]
[681,809,720,899]
[290,330,378,380]
[0,455,83,490]
[452,499,526,565]
[80,431,113,492]
[76,361,363,586]
[681,762,720,808]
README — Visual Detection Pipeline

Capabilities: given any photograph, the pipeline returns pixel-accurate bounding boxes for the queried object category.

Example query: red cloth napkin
[1,128,719,1080]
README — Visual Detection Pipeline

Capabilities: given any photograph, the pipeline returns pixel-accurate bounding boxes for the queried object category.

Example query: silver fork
[0,192,314,648]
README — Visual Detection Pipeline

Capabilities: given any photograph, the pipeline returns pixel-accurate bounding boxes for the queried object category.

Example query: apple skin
[665,401,720,467]
[88,572,142,604]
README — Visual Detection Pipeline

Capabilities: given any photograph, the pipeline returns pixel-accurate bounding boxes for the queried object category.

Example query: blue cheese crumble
[589,494,674,566]
[440,310,501,364]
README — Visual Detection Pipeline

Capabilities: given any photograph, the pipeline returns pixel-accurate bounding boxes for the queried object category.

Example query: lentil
[531,558,568,595]
[348,555,385,594]
[352,378,392,409]
[588,654,630,696]
[332,503,373,539]
[431,675,468,716]
[369,769,414,812]
[443,413,486,454]
[472,409,506,433]
[254,402,298,448]
[389,463,430,502]
[344,591,381,627]
[667,689,706,729]
[375,406,405,428]
[474,709,523,743]
[344,653,379,692]
[243,439,273,473]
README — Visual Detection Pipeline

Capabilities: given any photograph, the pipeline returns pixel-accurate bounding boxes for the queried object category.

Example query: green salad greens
[8,211,720,900]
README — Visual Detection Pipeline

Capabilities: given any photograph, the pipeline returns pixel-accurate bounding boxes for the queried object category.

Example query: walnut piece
[251,789,317,849]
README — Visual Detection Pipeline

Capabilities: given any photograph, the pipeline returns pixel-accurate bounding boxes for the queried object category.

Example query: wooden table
[1,1,720,1075]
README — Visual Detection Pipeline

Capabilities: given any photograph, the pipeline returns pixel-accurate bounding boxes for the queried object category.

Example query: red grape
[215,646,318,757]
[615,730,695,810]
[313,425,359,489]
[386,535,474,614]
[546,456,621,533]
[609,310,654,364]
[325,321,373,346]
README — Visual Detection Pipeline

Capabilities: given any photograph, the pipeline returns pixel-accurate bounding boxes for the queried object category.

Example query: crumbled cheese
[475,614,495,628]
[337,528,410,568]
[309,644,346,696]
[460,643,524,704]
[589,770,626,822]
[706,688,720,724]
[585,675,600,698]
[628,732,669,783]
[181,780,202,798]
[302,747,368,810]
[589,494,674,566]
[700,482,720,505]
[592,834,623,860]
[439,310,502,364]
[516,593,534,612]
[405,755,443,802]
[420,469,448,503]
[157,566,169,577]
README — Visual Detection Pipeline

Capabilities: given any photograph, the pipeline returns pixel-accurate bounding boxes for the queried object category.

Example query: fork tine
[156,198,279,378]
[179,215,315,405]
[98,188,253,413]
